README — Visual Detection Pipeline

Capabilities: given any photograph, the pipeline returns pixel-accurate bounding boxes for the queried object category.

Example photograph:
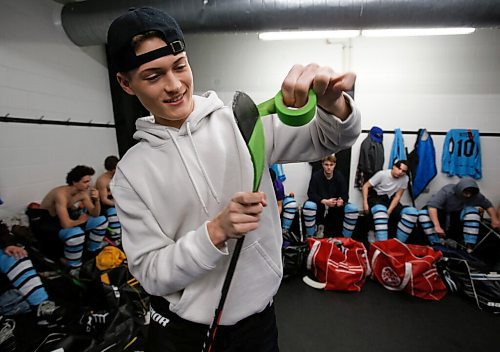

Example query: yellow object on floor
[96,246,126,271]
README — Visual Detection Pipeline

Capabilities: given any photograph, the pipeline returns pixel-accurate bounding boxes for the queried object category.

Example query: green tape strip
[248,118,265,191]
[250,90,316,191]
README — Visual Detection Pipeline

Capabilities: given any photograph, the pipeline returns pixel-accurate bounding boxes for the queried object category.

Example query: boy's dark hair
[66,165,95,185]
[107,6,185,72]
[393,160,409,169]
[104,156,119,171]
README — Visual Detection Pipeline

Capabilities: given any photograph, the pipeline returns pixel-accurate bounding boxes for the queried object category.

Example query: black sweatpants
[26,208,64,261]
[147,296,279,352]
[320,205,345,237]
[437,209,464,242]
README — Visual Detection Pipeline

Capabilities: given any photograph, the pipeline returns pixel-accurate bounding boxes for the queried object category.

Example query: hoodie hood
[133,91,224,147]
[454,177,479,195]
[428,177,492,212]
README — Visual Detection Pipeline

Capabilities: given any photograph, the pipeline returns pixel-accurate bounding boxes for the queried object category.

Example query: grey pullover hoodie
[111,91,361,325]
[427,177,493,212]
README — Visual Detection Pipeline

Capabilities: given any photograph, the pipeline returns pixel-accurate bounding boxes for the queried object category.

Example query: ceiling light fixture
[361,27,476,37]
[258,30,360,41]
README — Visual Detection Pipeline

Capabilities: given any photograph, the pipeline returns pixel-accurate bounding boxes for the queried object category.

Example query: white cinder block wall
[0,0,118,220]
[1,0,499,222]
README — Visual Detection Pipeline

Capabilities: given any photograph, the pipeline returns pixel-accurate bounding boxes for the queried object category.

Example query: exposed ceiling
[59,0,500,46]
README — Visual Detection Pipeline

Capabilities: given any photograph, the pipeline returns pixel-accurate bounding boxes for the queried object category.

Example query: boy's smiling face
[117,36,194,128]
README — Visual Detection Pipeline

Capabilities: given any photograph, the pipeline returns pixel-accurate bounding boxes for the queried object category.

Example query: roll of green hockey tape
[257,90,317,126]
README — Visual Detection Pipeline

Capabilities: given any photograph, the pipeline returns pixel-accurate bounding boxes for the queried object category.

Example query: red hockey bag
[304,237,371,291]
[368,239,447,301]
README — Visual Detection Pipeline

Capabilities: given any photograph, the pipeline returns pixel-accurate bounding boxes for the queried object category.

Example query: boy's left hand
[492,218,500,229]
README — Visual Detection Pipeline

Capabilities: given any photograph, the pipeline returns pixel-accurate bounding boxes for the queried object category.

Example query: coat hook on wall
[0,115,115,128]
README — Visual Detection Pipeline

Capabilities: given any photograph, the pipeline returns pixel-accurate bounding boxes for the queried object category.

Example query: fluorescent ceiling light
[259,30,360,41]
[362,27,476,37]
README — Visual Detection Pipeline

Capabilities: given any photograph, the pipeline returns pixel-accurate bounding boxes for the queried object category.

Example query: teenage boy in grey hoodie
[107,7,361,351]
[418,177,499,251]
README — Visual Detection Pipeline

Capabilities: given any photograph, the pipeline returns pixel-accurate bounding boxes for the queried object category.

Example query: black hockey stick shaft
[202,237,245,351]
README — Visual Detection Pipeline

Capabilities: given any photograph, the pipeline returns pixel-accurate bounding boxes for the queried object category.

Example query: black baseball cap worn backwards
[107,6,185,72]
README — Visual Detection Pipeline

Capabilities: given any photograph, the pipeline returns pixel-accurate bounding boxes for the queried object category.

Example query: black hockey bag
[282,207,308,279]
[435,244,500,313]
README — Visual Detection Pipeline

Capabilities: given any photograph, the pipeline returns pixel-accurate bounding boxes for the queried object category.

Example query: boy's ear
[116,73,135,95]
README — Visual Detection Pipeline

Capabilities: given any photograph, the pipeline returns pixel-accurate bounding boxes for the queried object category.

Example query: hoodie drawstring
[187,122,221,204]
[166,129,210,215]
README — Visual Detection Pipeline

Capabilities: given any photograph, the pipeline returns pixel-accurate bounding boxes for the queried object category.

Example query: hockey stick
[202,90,316,351]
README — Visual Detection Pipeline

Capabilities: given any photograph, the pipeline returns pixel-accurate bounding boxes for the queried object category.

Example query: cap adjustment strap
[127,40,185,70]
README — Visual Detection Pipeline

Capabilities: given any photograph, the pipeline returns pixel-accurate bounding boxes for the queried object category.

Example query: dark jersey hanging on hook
[407,129,437,199]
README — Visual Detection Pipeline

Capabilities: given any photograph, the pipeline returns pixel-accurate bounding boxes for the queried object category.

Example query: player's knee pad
[1,255,29,281]
[106,207,117,217]
[86,217,108,253]
[400,207,418,224]
[418,209,440,244]
[282,197,297,215]
[0,249,18,273]
[344,203,359,220]
[461,206,480,221]
[371,204,388,241]
[282,196,297,230]
[86,215,108,232]
[59,227,85,245]
[461,206,480,245]
[397,207,418,243]
[342,203,359,237]
[302,201,317,217]
[371,204,388,220]
[344,202,359,222]
[302,201,317,236]
[302,201,317,222]
[106,207,121,231]
[4,257,46,305]
[417,209,431,225]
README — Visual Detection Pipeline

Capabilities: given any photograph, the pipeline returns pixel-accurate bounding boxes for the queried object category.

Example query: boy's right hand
[435,225,446,238]
[208,192,267,248]
[363,202,369,214]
